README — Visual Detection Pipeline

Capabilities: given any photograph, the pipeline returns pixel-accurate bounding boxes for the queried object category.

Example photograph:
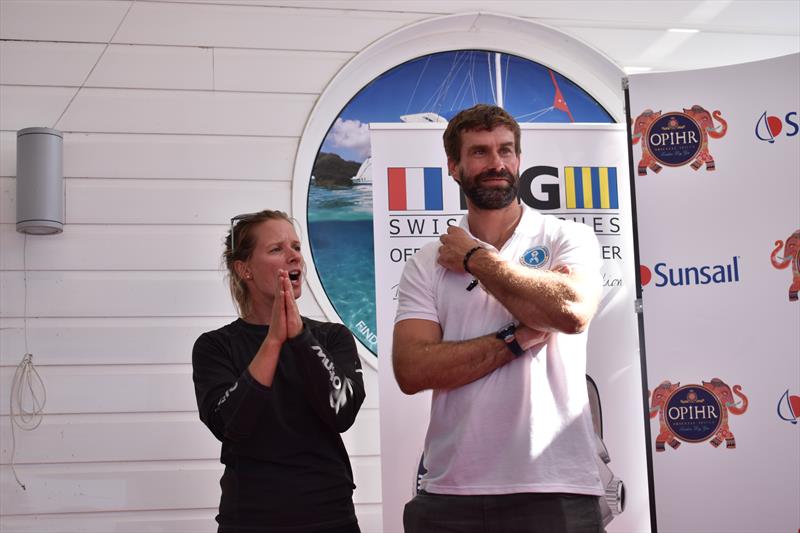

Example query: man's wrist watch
[496,322,525,357]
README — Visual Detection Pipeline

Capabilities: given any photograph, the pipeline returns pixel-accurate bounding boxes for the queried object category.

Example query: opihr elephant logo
[682,106,728,171]
[770,229,800,302]
[632,106,727,175]
[649,378,748,452]
[631,109,663,176]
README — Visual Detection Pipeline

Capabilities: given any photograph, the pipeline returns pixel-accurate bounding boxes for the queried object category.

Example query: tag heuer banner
[371,124,652,532]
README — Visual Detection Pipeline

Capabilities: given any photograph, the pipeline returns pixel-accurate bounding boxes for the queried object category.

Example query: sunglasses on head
[230,213,258,254]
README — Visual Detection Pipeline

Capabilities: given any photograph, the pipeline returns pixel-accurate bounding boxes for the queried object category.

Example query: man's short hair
[443,104,521,163]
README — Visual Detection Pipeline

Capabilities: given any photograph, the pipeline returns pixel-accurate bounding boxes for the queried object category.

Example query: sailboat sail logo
[755,111,783,143]
[777,389,800,424]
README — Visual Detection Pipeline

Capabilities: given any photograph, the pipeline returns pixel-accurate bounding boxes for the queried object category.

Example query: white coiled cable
[9,352,46,490]
[9,234,47,490]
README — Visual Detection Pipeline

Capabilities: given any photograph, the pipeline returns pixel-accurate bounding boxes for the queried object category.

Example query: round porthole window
[292,13,624,367]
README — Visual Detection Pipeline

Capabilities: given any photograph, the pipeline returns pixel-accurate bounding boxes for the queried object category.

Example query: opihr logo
[649,378,748,452]
[631,106,727,175]
[647,112,702,167]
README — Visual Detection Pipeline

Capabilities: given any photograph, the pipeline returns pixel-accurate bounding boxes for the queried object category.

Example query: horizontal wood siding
[0,1,402,531]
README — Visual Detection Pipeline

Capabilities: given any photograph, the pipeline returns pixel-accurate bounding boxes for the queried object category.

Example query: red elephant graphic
[771,229,800,301]
[631,109,663,176]
[701,378,749,449]
[649,380,681,452]
[682,105,728,171]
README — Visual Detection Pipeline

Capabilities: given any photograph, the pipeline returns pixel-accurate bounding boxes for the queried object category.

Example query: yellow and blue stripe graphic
[564,167,618,209]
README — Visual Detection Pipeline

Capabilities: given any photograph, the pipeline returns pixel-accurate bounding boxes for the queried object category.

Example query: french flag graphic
[388,167,443,211]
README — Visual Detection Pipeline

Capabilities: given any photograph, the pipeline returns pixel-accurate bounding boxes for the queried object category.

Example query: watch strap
[504,336,525,357]
[496,323,525,357]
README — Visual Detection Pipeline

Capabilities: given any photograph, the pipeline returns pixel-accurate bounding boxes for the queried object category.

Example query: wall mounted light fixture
[16,127,64,235]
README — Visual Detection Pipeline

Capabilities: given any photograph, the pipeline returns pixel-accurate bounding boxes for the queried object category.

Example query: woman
[192,210,365,533]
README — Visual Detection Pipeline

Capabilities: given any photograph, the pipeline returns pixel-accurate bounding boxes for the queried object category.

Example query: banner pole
[623,76,658,533]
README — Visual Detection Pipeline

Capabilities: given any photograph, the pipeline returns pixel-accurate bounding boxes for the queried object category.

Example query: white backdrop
[629,53,800,533]
[371,123,652,532]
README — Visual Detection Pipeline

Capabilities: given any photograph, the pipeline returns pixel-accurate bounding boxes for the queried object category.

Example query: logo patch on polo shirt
[521,246,549,268]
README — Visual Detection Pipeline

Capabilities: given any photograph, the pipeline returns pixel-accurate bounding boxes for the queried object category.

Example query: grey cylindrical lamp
[16,127,64,235]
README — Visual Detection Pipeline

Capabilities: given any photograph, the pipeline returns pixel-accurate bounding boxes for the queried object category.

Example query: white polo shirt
[395,204,604,496]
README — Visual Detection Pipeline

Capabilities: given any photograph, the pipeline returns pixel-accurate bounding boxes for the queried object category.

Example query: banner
[628,53,800,532]
[372,124,652,532]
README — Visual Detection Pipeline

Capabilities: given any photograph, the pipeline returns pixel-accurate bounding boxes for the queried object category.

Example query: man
[393,104,605,533]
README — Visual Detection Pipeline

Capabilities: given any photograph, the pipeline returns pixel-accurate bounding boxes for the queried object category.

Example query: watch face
[498,324,515,341]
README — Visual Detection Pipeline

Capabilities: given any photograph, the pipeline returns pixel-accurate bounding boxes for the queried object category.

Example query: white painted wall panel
[0,364,198,415]
[0,505,383,533]
[64,133,297,180]
[0,317,234,366]
[0,174,292,228]
[0,86,75,131]
[0,178,14,224]
[0,413,220,463]
[0,270,228,317]
[55,88,315,136]
[0,457,381,513]
[0,316,351,368]
[113,2,423,51]
[0,271,25,317]
[0,133,298,181]
[0,224,228,270]
[0,132,14,177]
[0,225,21,269]
[0,509,219,533]
[0,271,333,318]
[0,1,129,43]
[66,178,290,224]
[214,49,352,93]
[1,222,334,273]
[356,504,383,533]
[0,360,378,411]
[0,461,220,513]
[0,409,378,463]
[88,45,213,90]
[0,41,104,87]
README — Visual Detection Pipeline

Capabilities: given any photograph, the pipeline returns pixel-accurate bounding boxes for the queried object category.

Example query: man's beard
[458,167,519,210]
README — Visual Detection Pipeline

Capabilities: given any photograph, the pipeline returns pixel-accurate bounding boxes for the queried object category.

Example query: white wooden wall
[0,1,433,531]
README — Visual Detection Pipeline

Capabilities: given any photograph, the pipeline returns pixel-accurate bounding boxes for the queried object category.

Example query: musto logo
[649,379,748,452]
[755,111,798,143]
[631,106,727,175]
[640,256,740,288]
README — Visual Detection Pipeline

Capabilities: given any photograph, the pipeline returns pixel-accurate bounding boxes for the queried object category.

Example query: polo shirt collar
[458,202,540,250]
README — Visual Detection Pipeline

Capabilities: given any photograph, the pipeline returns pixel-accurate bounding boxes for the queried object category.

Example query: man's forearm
[466,249,598,333]
[393,332,514,395]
